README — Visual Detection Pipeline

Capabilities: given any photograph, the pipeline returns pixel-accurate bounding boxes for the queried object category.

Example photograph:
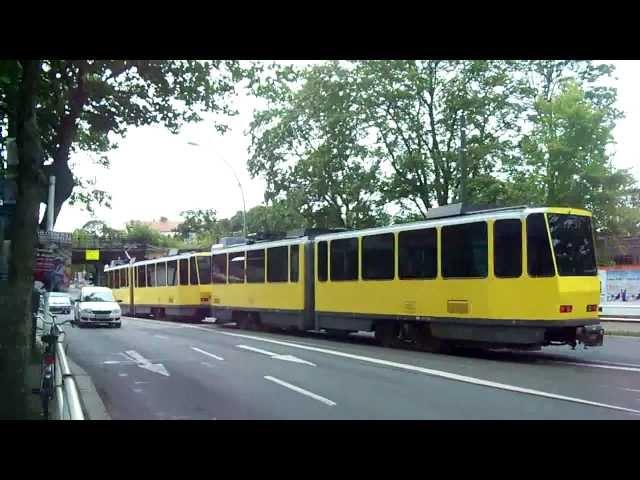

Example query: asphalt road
[63,317,640,419]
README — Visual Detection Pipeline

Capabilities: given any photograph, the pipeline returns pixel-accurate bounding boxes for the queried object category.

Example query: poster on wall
[33,231,72,292]
[604,268,640,304]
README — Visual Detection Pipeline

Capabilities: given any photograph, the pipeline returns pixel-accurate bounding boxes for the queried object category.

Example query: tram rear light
[587,304,598,312]
[559,305,573,313]
[44,355,55,366]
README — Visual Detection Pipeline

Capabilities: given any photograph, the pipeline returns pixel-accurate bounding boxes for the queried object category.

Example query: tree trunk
[0,60,44,419]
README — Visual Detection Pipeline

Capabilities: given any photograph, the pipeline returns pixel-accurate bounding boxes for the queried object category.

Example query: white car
[45,292,74,323]
[74,286,122,328]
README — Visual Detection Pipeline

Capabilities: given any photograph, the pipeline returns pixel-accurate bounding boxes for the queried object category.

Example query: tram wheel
[375,322,400,348]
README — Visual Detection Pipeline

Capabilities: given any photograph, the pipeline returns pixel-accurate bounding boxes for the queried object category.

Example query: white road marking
[220,331,640,415]
[264,376,336,407]
[133,388,143,393]
[200,361,214,368]
[134,381,150,385]
[154,334,169,340]
[548,360,640,373]
[191,347,224,361]
[622,388,640,393]
[103,360,137,365]
[236,344,316,366]
[118,373,128,377]
[124,350,170,377]
[237,344,278,356]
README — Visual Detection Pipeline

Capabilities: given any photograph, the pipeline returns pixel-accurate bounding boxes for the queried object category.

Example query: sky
[54,60,640,233]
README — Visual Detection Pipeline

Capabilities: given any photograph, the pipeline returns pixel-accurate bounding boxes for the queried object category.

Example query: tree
[31,60,243,228]
[0,60,45,419]
[249,62,388,229]
[124,221,163,245]
[176,209,218,240]
[517,80,635,233]
[354,60,524,215]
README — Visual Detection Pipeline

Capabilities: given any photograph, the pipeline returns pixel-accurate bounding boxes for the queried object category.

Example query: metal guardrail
[38,304,85,420]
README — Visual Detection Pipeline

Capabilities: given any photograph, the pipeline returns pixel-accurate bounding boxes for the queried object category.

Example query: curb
[66,356,111,420]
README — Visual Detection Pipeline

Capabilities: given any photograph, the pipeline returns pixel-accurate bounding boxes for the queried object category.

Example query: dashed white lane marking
[191,347,224,361]
[237,345,277,356]
[134,381,150,385]
[154,334,169,340]
[264,376,336,407]
[133,388,143,393]
[220,331,640,415]
[118,373,128,377]
[622,388,640,393]
[236,344,316,366]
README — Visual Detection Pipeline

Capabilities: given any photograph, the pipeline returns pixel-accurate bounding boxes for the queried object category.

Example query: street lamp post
[187,142,247,238]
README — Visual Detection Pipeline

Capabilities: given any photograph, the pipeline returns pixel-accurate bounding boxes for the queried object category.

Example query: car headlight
[112,309,121,315]
[80,308,92,315]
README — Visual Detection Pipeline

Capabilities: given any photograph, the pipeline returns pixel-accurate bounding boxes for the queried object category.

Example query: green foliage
[2,60,245,225]
[248,60,639,234]
[176,209,218,240]
[249,62,389,229]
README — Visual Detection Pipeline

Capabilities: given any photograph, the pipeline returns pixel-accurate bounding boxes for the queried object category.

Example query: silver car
[45,292,74,323]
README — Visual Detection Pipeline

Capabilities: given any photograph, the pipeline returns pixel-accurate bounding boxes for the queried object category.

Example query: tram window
[247,249,266,283]
[290,245,299,283]
[442,222,488,278]
[330,238,358,281]
[189,257,198,285]
[229,252,245,283]
[527,214,555,277]
[167,260,178,286]
[362,233,394,280]
[197,256,212,285]
[547,214,597,276]
[137,266,146,288]
[317,241,328,282]
[212,254,227,284]
[156,262,167,287]
[494,220,522,278]
[147,264,156,287]
[399,228,437,279]
[267,246,288,283]
[179,259,189,286]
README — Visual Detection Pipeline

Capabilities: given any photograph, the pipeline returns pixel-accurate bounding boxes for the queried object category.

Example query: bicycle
[32,306,74,420]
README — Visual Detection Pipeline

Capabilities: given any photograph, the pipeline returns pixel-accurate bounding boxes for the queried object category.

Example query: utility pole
[47,176,55,232]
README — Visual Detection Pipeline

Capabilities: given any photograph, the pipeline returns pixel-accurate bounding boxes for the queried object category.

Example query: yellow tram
[105,252,213,321]
[210,205,604,351]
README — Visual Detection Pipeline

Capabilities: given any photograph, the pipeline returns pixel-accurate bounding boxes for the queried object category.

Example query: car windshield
[82,291,115,302]
[547,213,597,276]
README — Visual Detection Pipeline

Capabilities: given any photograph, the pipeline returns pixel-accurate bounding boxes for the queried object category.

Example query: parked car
[45,292,74,323]
[73,286,122,328]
